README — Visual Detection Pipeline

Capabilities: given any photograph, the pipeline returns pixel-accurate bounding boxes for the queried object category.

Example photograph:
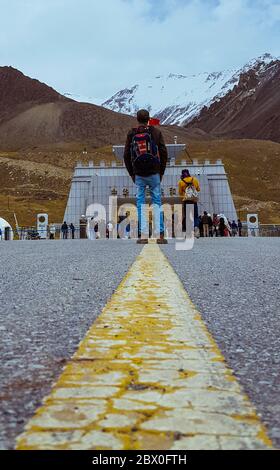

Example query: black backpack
[131,126,160,176]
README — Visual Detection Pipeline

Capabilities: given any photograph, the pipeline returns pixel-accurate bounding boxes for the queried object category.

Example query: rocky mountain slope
[0,67,137,150]
[186,59,280,143]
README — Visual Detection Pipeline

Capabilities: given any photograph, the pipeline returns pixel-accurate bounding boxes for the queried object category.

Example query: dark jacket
[202,214,209,225]
[123,126,168,179]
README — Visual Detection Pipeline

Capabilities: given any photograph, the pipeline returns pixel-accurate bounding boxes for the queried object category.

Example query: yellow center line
[16,244,273,450]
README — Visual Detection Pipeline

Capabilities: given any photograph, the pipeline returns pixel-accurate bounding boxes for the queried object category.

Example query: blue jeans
[135,174,164,236]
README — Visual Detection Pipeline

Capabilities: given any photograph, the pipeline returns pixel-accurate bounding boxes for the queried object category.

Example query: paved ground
[162,238,280,448]
[0,240,142,450]
[16,244,272,450]
[0,238,279,449]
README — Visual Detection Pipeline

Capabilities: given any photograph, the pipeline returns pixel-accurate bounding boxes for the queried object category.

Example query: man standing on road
[208,213,213,237]
[202,211,210,238]
[231,220,238,237]
[61,221,68,240]
[238,219,243,237]
[69,223,75,239]
[213,213,219,237]
[124,109,168,244]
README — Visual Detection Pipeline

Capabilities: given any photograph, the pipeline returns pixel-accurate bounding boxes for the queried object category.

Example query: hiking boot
[137,238,149,244]
[157,238,168,244]
[156,232,168,244]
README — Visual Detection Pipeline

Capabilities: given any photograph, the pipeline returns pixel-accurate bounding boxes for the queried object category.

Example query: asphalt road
[0,240,142,450]
[1,238,279,449]
[162,238,280,448]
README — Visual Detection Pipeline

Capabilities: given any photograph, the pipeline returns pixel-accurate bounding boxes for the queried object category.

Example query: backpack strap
[181,177,193,185]
[131,128,138,136]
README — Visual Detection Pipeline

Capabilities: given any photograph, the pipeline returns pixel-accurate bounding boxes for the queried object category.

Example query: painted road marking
[16,244,273,450]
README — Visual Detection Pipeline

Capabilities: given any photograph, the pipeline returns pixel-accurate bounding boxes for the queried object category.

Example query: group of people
[198,212,243,238]
[60,222,76,239]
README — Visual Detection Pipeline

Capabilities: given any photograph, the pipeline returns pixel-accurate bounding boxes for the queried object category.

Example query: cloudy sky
[0,0,279,101]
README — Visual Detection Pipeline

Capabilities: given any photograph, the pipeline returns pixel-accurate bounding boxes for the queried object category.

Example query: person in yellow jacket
[178,169,200,237]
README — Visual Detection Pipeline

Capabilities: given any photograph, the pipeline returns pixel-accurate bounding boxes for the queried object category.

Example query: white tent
[0,217,14,240]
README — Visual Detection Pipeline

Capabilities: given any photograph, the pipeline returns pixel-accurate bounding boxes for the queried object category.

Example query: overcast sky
[0,0,279,101]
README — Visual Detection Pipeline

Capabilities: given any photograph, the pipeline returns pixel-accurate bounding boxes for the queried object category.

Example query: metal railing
[258,225,280,237]
[1,223,280,241]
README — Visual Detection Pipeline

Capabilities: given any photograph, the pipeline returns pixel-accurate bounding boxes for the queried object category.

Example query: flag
[148,118,160,126]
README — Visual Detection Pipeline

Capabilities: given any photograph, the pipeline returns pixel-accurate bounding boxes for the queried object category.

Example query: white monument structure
[64,143,237,236]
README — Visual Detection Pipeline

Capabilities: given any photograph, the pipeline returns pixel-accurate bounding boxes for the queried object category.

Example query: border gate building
[63,144,237,233]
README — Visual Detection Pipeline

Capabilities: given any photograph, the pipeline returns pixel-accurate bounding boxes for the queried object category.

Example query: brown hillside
[0,66,68,124]
[0,66,136,150]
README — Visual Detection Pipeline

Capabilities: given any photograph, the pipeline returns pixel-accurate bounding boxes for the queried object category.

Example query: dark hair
[137,109,150,124]
[181,169,190,178]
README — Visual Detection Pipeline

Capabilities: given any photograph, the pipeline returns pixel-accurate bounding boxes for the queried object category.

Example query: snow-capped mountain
[100,53,278,126]
[186,55,280,143]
